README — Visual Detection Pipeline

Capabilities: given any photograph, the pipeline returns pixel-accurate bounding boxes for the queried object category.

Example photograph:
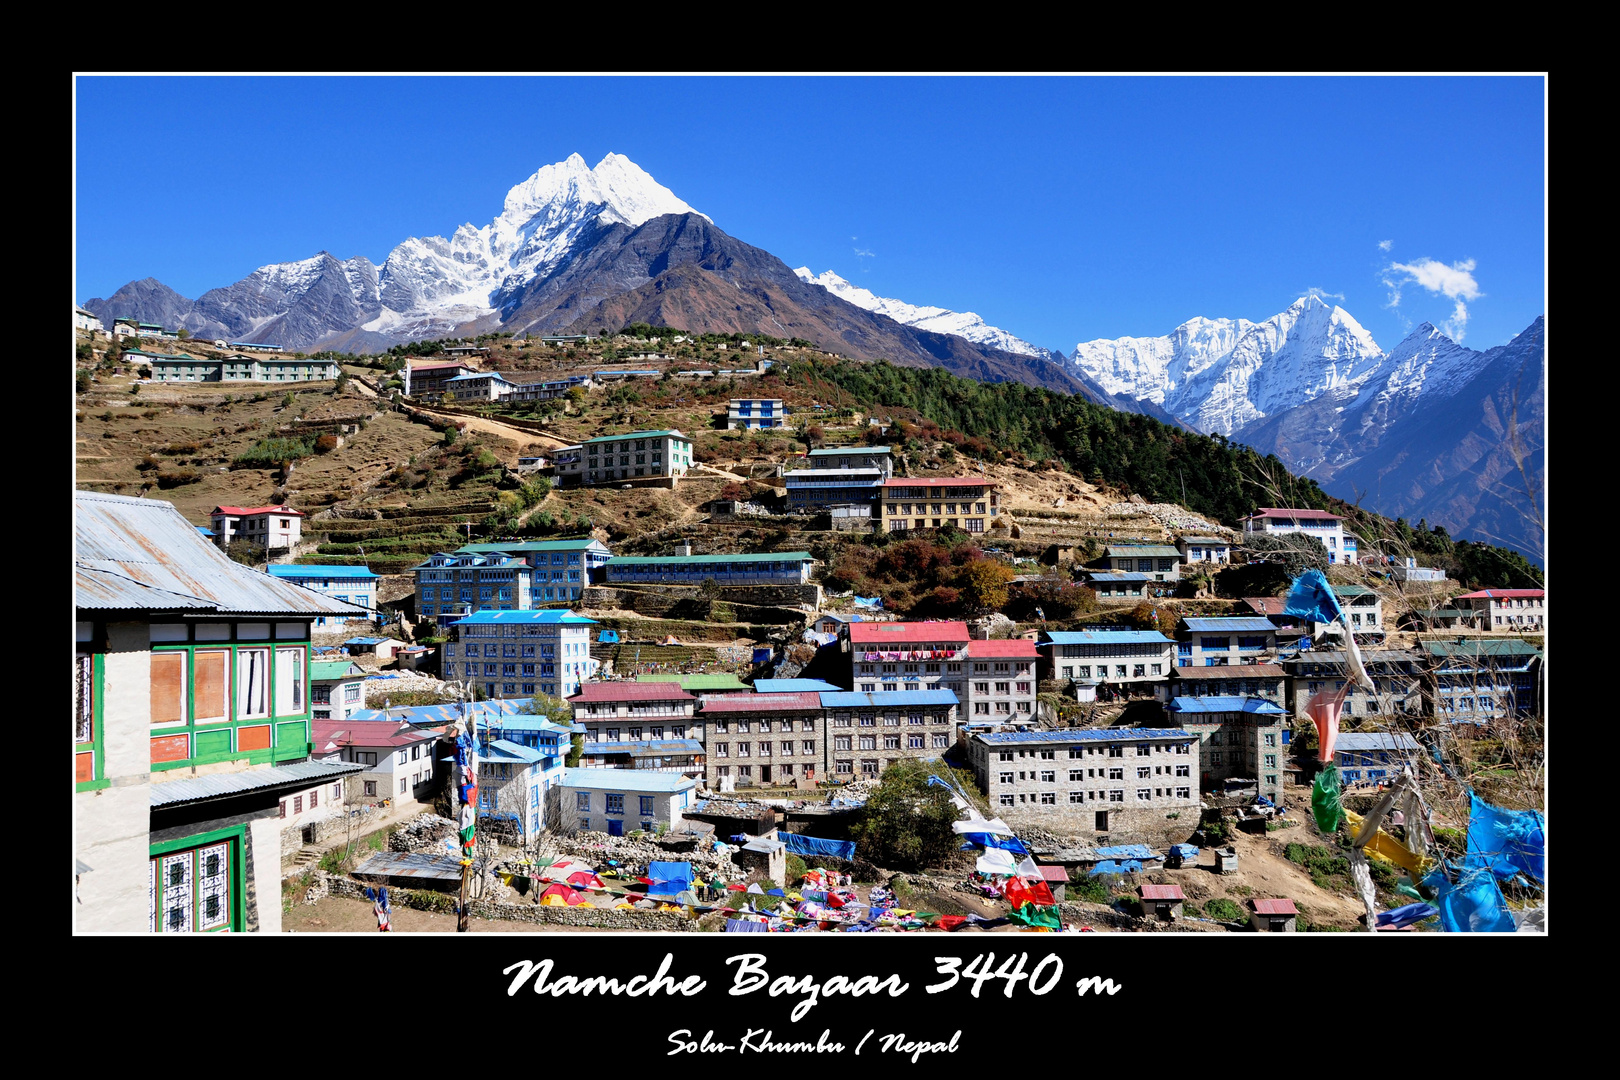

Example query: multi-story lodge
[1452,588,1546,633]
[848,620,972,700]
[134,350,342,383]
[602,551,813,587]
[967,728,1201,836]
[266,564,378,626]
[1161,696,1288,803]
[443,609,599,699]
[209,504,303,554]
[1177,535,1233,565]
[1096,544,1183,583]
[819,690,958,780]
[1422,639,1543,722]
[553,430,694,487]
[569,682,698,745]
[456,539,612,602]
[964,638,1040,721]
[1280,648,1424,719]
[1178,616,1279,667]
[1037,630,1174,694]
[699,691,825,788]
[1240,508,1353,564]
[75,491,365,933]
[413,551,536,625]
[727,397,786,429]
[1162,663,1288,708]
[877,478,1000,534]
[404,361,479,397]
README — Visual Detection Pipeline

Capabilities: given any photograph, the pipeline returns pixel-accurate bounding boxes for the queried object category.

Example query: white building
[75,305,105,333]
[727,398,786,429]
[210,504,304,553]
[554,430,694,487]
[1453,588,1546,633]
[552,768,699,837]
[444,609,600,699]
[1241,508,1350,564]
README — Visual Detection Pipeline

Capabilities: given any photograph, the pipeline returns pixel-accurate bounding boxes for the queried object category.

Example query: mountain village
[73,307,1546,935]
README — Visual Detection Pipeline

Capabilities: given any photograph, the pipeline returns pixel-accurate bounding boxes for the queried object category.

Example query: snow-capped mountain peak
[794,267,1061,361]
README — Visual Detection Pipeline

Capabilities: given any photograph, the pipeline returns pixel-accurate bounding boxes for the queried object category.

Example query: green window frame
[150,637,312,772]
[150,825,247,933]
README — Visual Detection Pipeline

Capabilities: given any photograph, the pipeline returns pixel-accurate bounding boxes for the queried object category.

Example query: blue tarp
[852,596,884,609]
[645,861,693,898]
[725,918,769,932]
[1091,860,1143,875]
[1428,862,1517,933]
[778,831,857,861]
[1466,792,1546,883]
[1168,844,1199,860]
[1285,569,1344,625]
[961,833,1030,856]
[752,647,774,663]
[1376,902,1439,929]
[1095,844,1158,860]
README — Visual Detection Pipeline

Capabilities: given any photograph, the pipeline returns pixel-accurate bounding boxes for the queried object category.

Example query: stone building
[1037,629,1174,697]
[819,690,958,781]
[1162,696,1288,803]
[848,619,972,699]
[1178,616,1279,667]
[963,638,1040,721]
[966,728,1200,836]
[697,691,825,788]
[1281,648,1424,720]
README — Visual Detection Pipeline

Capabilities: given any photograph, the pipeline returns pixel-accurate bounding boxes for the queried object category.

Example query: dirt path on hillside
[695,462,751,482]
[411,406,572,453]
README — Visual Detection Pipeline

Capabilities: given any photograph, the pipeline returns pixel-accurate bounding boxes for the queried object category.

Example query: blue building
[1178,617,1279,667]
[265,564,379,627]
[455,538,613,602]
[1333,731,1420,786]
[602,551,813,586]
[445,609,599,699]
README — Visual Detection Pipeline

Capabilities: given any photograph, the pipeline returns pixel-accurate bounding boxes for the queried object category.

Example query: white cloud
[1378,239,1393,252]
[1305,287,1344,302]
[853,247,875,259]
[1381,257,1483,342]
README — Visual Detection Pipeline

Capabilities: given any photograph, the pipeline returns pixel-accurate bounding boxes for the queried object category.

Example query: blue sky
[74,75,1545,353]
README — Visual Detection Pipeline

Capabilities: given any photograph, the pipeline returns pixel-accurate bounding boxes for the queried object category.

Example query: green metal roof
[606,551,812,566]
[1425,639,1542,658]
[1104,545,1182,558]
[310,660,365,681]
[457,539,607,554]
[582,430,690,445]
[1334,584,1378,597]
[808,446,892,456]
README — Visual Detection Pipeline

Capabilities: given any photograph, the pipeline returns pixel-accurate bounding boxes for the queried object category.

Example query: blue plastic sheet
[1376,902,1438,928]
[725,918,769,933]
[1090,860,1143,875]
[1429,863,1517,933]
[778,831,857,861]
[645,861,693,898]
[1466,793,1546,883]
[961,833,1030,856]
[1285,569,1344,625]
[1095,844,1157,859]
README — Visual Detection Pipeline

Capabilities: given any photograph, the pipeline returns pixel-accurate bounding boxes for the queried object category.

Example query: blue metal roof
[1166,696,1288,715]
[1183,617,1277,632]
[1335,732,1421,752]
[755,679,842,693]
[556,767,698,792]
[580,739,705,756]
[974,728,1193,744]
[450,609,596,625]
[348,700,533,727]
[482,739,547,763]
[267,564,379,579]
[1086,572,1153,582]
[1040,630,1172,645]
[819,690,959,708]
[487,715,574,734]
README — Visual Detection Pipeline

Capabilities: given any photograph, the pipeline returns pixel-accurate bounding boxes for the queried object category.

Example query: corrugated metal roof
[755,679,843,693]
[1183,617,1277,632]
[699,692,824,712]
[352,851,465,882]
[637,673,750,690]
[482,739,546,763]
[1172,664,1285,678]
[1166,696,1287,715]
[1103,545,1181,558]
[973,728,1192,744]
[1039,630,1172,645]
[808,446,892,456]
[1424,640,1542,658]
[819,690,959,708]
[267,564,378,579]
[1086,572,1153,582]
[850,620,970,643]
[605,552,811,566]
[570,681,694,703]
[582,429,688,444]
[1335,732,1421,752]
[76,492,361,616]
[966,639,1039,658]
[556,767,698,791]
[457,539,609,553]
[1251,898,1298,915]
[309,660,365,680]
[451,609,596,625]
[149,760,363,808]
[1141,884,1185,900]
[313,719,444,750]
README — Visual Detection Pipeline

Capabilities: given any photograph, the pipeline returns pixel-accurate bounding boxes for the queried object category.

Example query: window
[1109,789,1124,802]
[835,736,851,751]
[1176,786,1191,799]
[1137,789,1151,801]
[1108,768,1123,780]
[1138,767,1151,779]
[639,796,654,816]
[364,780,378,797]
[399,778,407,794]
[1040,770,1055,783]
[151,840,233,933]
[1176,764,1190,777]
[606,794,624,815]
[397,749,409,766]
[802,741,815,755]
[1000,794,1015,806]
[715,743,728,758]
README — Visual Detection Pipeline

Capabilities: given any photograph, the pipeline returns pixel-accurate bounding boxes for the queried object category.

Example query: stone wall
[582,583,818,618]
[316,871,693,930]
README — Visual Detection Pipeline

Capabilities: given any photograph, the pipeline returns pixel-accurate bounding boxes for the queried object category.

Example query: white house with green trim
[75,491,366,933]
[310,659,368,722]
[133,349,342,383]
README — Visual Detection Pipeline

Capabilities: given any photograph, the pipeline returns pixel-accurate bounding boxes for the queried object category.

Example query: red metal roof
[1243,597,1286,614]
[1038,865,1068,883]
[1141,884,1185,900]
[568,681,695,703]
[408,361,477,372]
[1248,508,1342,521]
[1251,898,1298,915]
[967,639,1039,658]
[313,720,443,750]
[699,692,824,712]
[850,620,971,644]
[882,477,997,489]
[211,504,303,517]
[1456,589,1544,599]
